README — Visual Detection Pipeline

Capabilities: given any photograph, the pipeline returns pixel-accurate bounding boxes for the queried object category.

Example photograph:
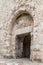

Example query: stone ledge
[0,59,43,65]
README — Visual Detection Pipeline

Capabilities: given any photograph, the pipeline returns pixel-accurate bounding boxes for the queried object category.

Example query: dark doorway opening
[22,34,31,58]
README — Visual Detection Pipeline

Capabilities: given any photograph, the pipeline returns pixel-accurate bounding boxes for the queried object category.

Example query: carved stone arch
[11,5,34,30]
[11,9,34,59]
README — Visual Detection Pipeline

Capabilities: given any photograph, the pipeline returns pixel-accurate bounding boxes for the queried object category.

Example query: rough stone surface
[0,0,43,63]
[0,59,43,65]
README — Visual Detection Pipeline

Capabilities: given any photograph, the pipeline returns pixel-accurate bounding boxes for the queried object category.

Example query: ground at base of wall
[0,58,43,65]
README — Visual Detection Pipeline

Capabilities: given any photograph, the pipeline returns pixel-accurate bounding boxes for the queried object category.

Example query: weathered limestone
[15,26,32,36]
[0,0,43,63]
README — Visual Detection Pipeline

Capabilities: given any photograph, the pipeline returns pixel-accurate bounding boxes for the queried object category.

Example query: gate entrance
[22,34,31,58]
[16,33,31,59]
[13,13,33,59]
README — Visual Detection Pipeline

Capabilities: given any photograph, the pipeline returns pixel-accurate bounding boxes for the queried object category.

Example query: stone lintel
[15,26,32,36]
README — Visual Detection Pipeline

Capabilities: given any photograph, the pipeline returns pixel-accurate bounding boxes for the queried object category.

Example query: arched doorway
[22,34,31,58]
[12,12,33,59]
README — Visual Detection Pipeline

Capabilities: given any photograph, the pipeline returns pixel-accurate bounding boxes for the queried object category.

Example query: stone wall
[0,0,43,62]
